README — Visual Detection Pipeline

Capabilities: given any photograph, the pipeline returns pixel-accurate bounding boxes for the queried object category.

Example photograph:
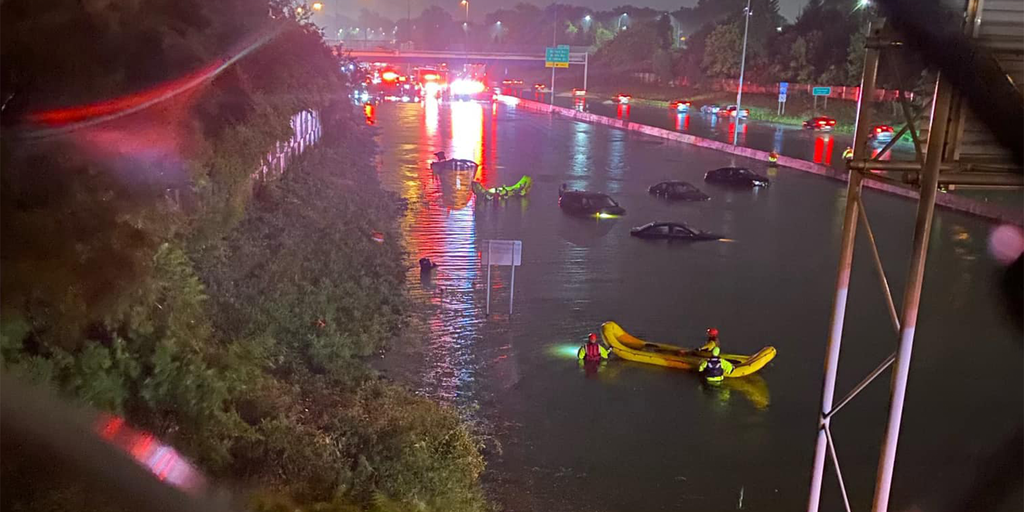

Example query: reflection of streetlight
[312,1,323,11]
[460,0,469,22]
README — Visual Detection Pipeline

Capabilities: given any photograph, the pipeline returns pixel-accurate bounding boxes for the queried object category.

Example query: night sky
[330,0,811,26]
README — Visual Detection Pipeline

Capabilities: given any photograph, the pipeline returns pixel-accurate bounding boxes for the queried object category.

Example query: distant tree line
[335,0,927,90]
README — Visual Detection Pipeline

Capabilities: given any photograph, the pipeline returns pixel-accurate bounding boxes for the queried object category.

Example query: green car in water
[472,175,533,200]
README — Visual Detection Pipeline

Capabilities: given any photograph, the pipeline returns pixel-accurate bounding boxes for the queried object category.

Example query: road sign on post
[483,240,523,315]
[778,82,789,115]
[812,86,832,111]
[545,45,570,68]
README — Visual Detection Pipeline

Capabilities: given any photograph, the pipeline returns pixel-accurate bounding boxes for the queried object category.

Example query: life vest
[703,356,724,379]
[585,342,602,361]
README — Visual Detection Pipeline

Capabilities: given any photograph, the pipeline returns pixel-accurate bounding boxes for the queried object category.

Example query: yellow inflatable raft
[601,321,776,378]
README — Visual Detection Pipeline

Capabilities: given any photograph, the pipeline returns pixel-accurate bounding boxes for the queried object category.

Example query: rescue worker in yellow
[698,346,734,382]
[577,333,610,362]
[698,327,720,351]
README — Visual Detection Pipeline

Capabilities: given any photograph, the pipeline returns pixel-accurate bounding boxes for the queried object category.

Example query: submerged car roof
[562,190,613,199]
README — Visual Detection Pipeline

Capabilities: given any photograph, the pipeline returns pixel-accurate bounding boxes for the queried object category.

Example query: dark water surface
[369,99,1022,512]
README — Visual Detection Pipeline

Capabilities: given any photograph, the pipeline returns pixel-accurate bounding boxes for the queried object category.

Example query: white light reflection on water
[568,123,593,187]
[400,100,488,405]
[606,129,626,193]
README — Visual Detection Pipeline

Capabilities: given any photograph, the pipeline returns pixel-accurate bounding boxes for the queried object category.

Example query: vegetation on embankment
[0,1,487,511]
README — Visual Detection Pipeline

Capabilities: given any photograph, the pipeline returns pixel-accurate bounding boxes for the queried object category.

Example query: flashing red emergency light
[381,71,399,82]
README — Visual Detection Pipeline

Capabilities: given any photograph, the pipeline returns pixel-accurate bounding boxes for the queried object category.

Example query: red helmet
[588,333,598,342]
[706,327,719,338]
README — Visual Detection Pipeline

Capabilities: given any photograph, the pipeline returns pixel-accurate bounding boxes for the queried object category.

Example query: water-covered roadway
[370,99,1022,512]
[535,90,908,166]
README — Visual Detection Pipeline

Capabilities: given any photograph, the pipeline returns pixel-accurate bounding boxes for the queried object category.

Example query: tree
[845,24,868,84]
[652,49,675,83]
[702,23,742,77]
[414,6,455,50]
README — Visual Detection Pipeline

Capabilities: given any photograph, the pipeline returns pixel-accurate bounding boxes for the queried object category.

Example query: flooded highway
[370,99,1022,512]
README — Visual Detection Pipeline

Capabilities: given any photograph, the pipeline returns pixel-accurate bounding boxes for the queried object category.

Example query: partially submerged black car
[430,151,479,172]
[703,167,770,188]
[649,180,711,201]
[559,190,626,217]
[630,222,722,241]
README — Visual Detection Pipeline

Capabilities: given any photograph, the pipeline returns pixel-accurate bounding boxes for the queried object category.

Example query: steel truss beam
[806,18,967,512]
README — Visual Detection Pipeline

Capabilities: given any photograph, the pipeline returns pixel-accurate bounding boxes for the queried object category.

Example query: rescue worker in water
[698,346,734,382]
[698,327,720,351]
[577,333,610,362]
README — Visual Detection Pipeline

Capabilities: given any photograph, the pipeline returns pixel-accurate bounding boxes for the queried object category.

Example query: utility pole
[550,7,556,105]
[733,0,752,145]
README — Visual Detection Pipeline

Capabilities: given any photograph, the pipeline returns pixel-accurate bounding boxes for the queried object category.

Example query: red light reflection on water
[726,121,748,145]
[398,100,490,404]
[674,113,691,131]
[814,136,835,165]
[616,104,630,119]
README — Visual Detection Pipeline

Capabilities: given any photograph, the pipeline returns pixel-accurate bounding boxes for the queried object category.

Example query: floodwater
[370,99,1022,512]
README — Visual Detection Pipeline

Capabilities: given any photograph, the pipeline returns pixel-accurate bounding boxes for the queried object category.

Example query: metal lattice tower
[806,1,1024,511]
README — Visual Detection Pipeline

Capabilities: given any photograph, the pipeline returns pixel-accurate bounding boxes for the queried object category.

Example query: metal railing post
[806,21,881,512]
[870,72,955,512]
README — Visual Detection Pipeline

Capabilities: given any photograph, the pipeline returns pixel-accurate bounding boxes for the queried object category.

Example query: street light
[617,13,628,31]
[460,0,469,22]
[584,15,591,21]
[733,0,752,145]
[311,1,323,11]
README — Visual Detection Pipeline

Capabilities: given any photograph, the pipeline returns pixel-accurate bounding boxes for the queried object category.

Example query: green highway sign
[545,45,570,68]
[812,86,832,96]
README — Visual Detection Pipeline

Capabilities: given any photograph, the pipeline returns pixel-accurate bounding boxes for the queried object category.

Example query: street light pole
[733,0,752,145]
[550,8,556,105]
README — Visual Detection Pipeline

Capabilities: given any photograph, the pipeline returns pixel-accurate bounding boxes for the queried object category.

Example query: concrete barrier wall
[500,96,1022,225]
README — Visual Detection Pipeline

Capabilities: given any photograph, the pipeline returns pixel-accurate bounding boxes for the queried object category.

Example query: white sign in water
[481,240,522,266]
[483,240,523,314]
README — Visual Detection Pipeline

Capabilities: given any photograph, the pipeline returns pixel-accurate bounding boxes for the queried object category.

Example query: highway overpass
[341,49,587,66]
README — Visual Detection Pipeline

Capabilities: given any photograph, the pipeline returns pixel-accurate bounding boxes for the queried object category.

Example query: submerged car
[803,116,837,130]
[648,180,711,201]
[869,125,895,144]
[630,221,722,241]
[559,190,626,217]
[721,105,750,118]
[704,167,770,188]
[615,93,632,104]
[670,100,691,112]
